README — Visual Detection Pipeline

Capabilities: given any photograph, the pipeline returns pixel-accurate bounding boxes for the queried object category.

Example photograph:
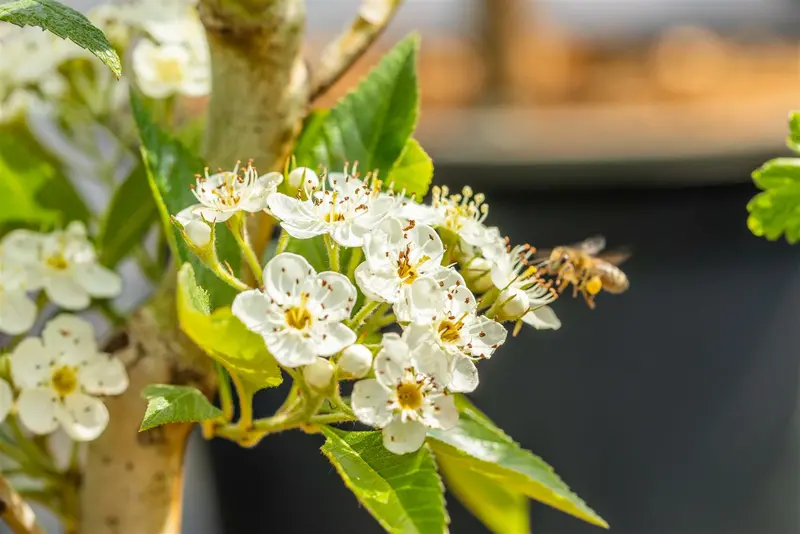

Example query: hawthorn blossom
[351,332,457,454]
[183,161,283,224]
[400,270,508,393]
[491,244,561,330]
[355,218,445,305]
[10,315,129,441]
[430,185,497,250]
[4,223,121,310]
[0,258,37,335]
[267,166,395,247]
[232,253,357,368]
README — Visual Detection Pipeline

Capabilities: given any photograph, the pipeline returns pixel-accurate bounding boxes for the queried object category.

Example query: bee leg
[581,288,596,309]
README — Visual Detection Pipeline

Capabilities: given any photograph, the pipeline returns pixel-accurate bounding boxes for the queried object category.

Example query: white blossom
[183,161,283,224]
[355,218,445,305]
[10,315,129,441]
[400,270,508,393]
[0,257,37,335]
[351,332,457,454]
[267,165,395,247]
[430,185,497,250]
[491,245,561,330]
[338,344,373,378]
[4,223,122,311]
[232,253,357,368]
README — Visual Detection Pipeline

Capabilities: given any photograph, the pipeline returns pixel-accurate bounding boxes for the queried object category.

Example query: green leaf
[98,164,156,268]
[436,451,530,534]
[428,396,608,529]
[177,263,282,390]
[788,112,800,153]
[320,427,448,534]
[0,133,60,227]
[0,0,122,78]
[747,158,800,243]
[387,138,433,200]
[35,172,91,225]
[131,92,240,307]
[140,384,222,431]
[284,235,328,273]
[295,35,422,193]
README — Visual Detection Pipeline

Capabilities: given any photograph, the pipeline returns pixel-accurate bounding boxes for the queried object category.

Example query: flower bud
[288,167,319,192]
[496,288,529,321]
[175,207,212,248]
[338,344,372,378]
[303,357,335,390]
[462,257,494,293]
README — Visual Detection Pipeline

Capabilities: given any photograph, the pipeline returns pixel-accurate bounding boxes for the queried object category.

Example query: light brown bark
[78,305,215,534]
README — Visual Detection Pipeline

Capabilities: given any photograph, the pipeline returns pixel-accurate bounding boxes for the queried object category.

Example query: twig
[309,0,404,101]
[0,475,45,534]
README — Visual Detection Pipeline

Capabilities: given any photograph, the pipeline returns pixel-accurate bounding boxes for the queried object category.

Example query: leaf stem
[324,234,340,272]
[348,300,381,330]
[227,213,264,285]
[228,372,253,431]
[346,247,363,280]
[215,363,234,422]
[276,229,290,255]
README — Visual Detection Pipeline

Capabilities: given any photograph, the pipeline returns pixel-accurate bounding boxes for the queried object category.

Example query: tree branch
[0,476,44,534]
[309,0,404,101]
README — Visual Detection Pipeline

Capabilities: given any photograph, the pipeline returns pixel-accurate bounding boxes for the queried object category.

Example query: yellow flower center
[51,366,78,397]
[437,320,462,344]
[155,57,184,84]
[285,306,312,331]
[324,212,345,223]
[45,253,69,270]
[396,381,424,411]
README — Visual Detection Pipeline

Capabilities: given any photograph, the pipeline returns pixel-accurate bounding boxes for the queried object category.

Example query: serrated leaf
[98,163,156,268]
[177,263,282,390]
[387,138,433,200]
[747,157,800,243]
[295,35,421,194]
[140,384,222,431]
[788,112,800,153]
[436,451,530,534]
[428,396,608,529]
[131,92,240,307]
[0,0,122,78]
[320,427,448,534]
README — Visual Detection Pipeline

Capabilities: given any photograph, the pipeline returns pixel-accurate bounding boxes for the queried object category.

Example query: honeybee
[539,236,630,309]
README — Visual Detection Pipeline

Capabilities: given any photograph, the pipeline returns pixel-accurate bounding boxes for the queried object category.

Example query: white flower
[232,253,357,368]
[400,270,508,393]
[351,332,458,454]
[431,185,495,250]
[355,218,445,305]
[0,257,37,335]
[491,245,561,330]
[287,167,320,192]
[175,206,212,247]
[4,223,122,311]
[184,161,283,224]
[338,344,373,378]
[10,315,129,441]
[131,34,209,99]
[267,165,395,247]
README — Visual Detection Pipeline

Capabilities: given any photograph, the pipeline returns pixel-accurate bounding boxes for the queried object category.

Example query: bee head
[549,247,571,269]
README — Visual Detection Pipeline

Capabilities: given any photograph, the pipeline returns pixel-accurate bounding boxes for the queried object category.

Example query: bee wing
[597,248,631,266]
[577,235,606,256]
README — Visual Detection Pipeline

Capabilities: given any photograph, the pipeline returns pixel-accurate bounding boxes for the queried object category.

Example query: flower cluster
[0,223,127,440]
[179,162,562,454]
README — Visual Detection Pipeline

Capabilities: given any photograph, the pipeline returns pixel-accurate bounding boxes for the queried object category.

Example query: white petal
[448,354,479,393]
[0,380,13,423]
[72,263,122,299]
[421,393,459,430]
[44,273,90,310]
[17,388,59,435]
[351,379,393,427]
[1,229,43,265]
[194,206,234,223]
[231,289,272,332]
[80,354,129,395]
[497,288,529,320]
[264,253,315,306]
[411,345,450,389]
[303,357,335,390]
[374,334,411,388]
[42,314,98,360]
[445,284,478,317]
[56,393,109,441]
[355,264,400,304]
[405,277,445,323]
[11,338,54,388]
[362,218,404,270]
[287,167,318,190]
[402,324,437,355]
[175,206,211,246]
[309,322,356,357]
[382,419,427,454]
[309,272,356,322]
[331,223,364,248]
[264,330,316,368]
[266,193,307,223]
[523,306,562,330]
[0,290,36,335]
[462,315,507,359]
